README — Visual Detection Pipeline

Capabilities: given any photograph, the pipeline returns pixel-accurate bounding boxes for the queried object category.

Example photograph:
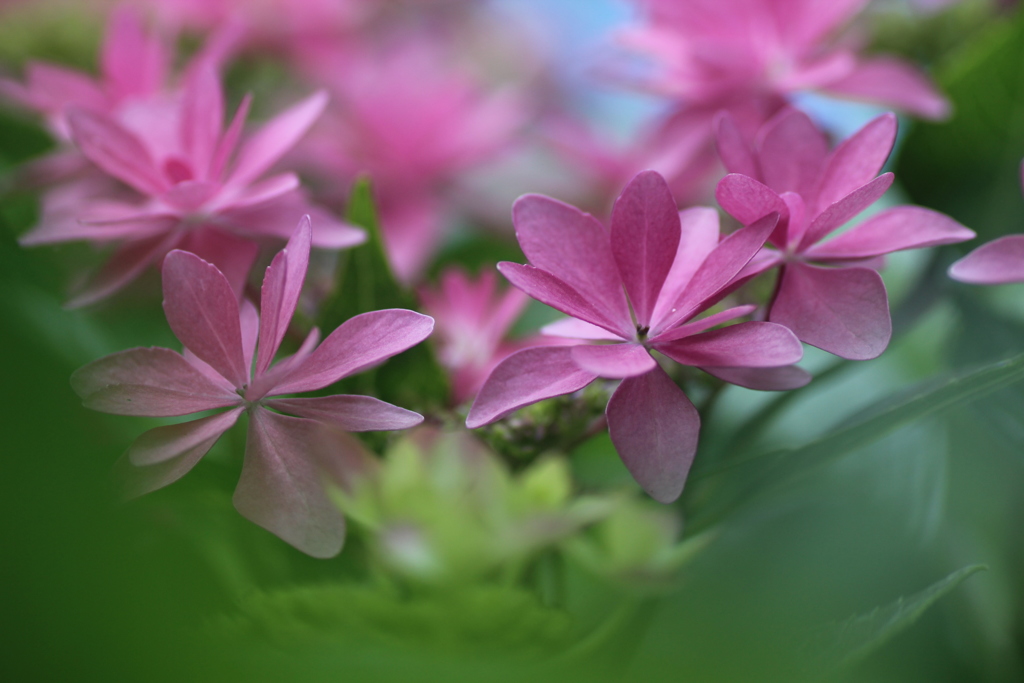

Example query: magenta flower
[466,171,805,503]
[715,108,974,360]
[949,163,1024,285]
[20,61,363,307]
[71,218,434,557]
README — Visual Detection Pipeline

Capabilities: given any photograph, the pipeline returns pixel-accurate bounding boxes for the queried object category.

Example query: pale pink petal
[161,250,247,388]
[177,228,260,299]
[219,173,300,209]
[117,431,218,501]
[610,171,681,327]
[756,108,829,198]
[71,347,242,416]
[949,235,1024,285]
[465,346,598,428]
[807,206,975,260]
[129,407,243,466]
[162,180,219,212]
[651,305,757,342]
[66,232,182,309]
[651,207,721,325]
[67,109,169,195]
[215,193,364,249]
[181,64,223,181]
[702,365,812,391]
[265,395,423,431]
[256,217,312,376]
[715,173,789,227]
[714,112,758,177]
[655,321,802,368]
[209,94,252,180]
[226,90,328,189]
[21,211,176,246]
[606,365,699,504]
[512,194,632,329]
[540,318,622,341]
[234,409,346,558]
[269,310,434,396]
[570,342,657,379]
[770,263,891,360]
[815,113,897,211]
[799,173,894,249]
[825,58,950,121]
[100,6,166,100]
[498,263,631,338]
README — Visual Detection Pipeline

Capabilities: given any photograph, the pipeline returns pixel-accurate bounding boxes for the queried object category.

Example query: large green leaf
[803,564,986,669]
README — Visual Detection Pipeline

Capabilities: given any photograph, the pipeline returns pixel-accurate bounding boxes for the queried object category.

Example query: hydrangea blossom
[715,108,974,359]
[71,218,434,557]
[467,171,805,504]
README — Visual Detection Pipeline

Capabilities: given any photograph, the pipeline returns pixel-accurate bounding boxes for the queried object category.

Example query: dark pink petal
[498,263,630,338]
[607,366,699,504]
[256,217,312,376]
[651,207,721,324]
[702,365,812,391]
[540,318,621,341]
[181,64,223,180]
[512,194,631,329]
[269,310,434,395]
[655,321,803,368]
[234,409,346,558]
[226,90,328,189]
[240,299,259,373]
[807,206,975,260]
[825,58,950,121]
[949,235,1024,285]
[651,305,757,342]
[799,173,894,250]
[715,173,789,227]
[610,171,681,327]
[465,346,598,428]
[265,395,423,431]
[714,112,757,177]
[129,407,243,466]
[162,250,247,388]
[66,109,168,195]
[247,327,320,401]
[756,108,829,198]
[815,113,897,211]
[570,342,656,379]
[770,263,891,360]
[66,232,182,309]
[71,347,242,416]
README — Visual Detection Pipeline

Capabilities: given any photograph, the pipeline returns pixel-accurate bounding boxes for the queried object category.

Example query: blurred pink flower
[715,108,974,359]
[71,218,434,557]
[467,171,805,504]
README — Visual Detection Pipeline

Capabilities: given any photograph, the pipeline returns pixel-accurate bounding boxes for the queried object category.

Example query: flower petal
[129,407,243,466]
[66,231,182,309]
[234,409,347,558]
[270,310,434,395]
[256,216,312,376]
[180,63,223,180]
[610,170,681,327]
[715,173,789,227]
[607,366,699,504]
[949,235,1024,285]
[655,321,802,368]
[825,59,950,122]
[799,173,893,249]
[756,108,829,199]
[265,395,423,431]
[714,112,758,177]
[540,317,622,341]
[177,228,260,300]
[71,347,242,416]
[512,194,631,328]
[67,108,168,195]
[651,207,721,325]
[100,6,166,101]
[701,365,812,391]
[162,250,247,388]
[570,343,656,379]
[770,263,891,360]
[465,346,597,428]
[807,206,975,261]
[814,112,897,212]
[651,305,757,342]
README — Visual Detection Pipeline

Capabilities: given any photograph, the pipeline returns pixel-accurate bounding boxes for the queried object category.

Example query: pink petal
[209,94,252,180]
[66,109,168,195]
[269,310,434,395]
[265,395,423,431]
[651,207,721,324]
[162,250,247,388]
[702,365,812,391]
[715,173,789,228]
[714,112,757,177]
[949,235,1024,285]
[163,180,219,212]
[755,108,829,199]
[180,64,224,181]
[117,435,215,501]
[177,228,260,300]
[570,342,657,379]
[22,211,176,246]
[240,299,259,373]
[215,193,365,249]
[770,263,891,360]
[512,194,631,330]
[465,346,598,428]
[219,173,300,209]
[651,305,757,342]
[247,327,320,401]
[814,113,897,212]
[226,90,328,189]
[498,263,631,338]
[540,318,622,341]
[100,6,166,101]
[606,365,699,504]
[256,217,312,376]
[807,206,975,260]
[71,347,242,416]
[799,173,894,250]
[234,409,347,558]
[66,232,181,309]
[655,321,803,368]
[129,407,243,466]
[825,58,950,121]
[610,170,681,327]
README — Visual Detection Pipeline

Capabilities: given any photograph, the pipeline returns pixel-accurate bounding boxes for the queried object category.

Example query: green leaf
[317,177,448,409]
[804,564,986,669]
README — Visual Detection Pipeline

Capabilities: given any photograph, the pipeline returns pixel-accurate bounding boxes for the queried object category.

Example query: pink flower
[466,171,805,504]
[715,108,975,360]
[70,218,434,557]
[949,162,1024,285]
[20,63,363,306]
